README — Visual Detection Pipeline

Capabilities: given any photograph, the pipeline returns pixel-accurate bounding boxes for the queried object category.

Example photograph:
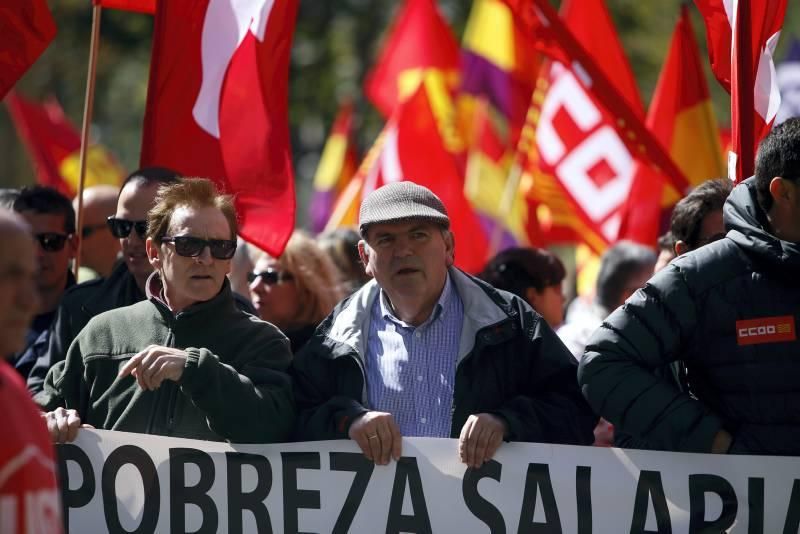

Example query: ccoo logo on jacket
[736,315,797,346]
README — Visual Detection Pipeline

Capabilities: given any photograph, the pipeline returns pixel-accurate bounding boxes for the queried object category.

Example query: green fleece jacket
[36,276,294,443]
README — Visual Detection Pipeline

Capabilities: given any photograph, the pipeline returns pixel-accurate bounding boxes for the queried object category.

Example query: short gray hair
[596,241,656,310]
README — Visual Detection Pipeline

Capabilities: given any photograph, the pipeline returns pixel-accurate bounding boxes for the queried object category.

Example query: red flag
[619,5,725,245]
[359,83,489,273]
[93,0,156,14]
[364,0,460,117]
[695,0,787,182]
[141,0,298,257]
[0,0,56,99]
[560,0,643,118]
[507,0,689,252]
[5,92,125,197]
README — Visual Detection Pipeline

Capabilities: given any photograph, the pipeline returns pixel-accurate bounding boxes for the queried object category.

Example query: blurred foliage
[1,0,798,227]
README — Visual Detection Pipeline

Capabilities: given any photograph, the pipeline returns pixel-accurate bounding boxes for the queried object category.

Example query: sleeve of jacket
[491,305,597,446]
[27,300,76,395]
[290,338,369,441]
[577,266,724,453]
[179,334,295,444]
[34,334,90,416]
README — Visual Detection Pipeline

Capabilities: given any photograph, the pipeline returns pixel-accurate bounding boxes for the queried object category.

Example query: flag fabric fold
[619,5,725,245]
[364,0,460,117]
[93,0,156,14]
[5,92,125,197]
[141,0,298,257]
[694,0,787,182]
[0,0,56,99]
[310,101,358,234]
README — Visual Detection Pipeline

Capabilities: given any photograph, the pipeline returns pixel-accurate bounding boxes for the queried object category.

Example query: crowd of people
[3,117,800,526]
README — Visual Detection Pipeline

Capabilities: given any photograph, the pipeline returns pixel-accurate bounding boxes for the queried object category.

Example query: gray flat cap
[359,181,450,237]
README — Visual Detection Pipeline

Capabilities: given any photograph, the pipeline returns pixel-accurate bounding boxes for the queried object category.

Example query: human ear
[674,240,690,256]
[146,237,161,269]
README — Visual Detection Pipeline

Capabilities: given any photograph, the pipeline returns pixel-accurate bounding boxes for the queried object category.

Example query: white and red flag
[695,0,787,182]
[141,0,298,256]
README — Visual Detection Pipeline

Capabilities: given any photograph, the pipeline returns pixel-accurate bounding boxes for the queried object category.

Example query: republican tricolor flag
[141,0,298,256]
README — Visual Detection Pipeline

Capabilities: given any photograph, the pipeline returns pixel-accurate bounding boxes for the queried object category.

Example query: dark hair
[13,185,75,234]
[318,228,372,293]
[596,241,656,310]
[656,231,675,252]
[119,167,181,197]
[755,117,800,212]
[670,178,732,249]
[479,247,566,299]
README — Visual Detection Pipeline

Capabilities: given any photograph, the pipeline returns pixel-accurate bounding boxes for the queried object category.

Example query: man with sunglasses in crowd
[37,178,294,443]
[9,186,77,381]
[27,167,180,395]
[72,184,121,281]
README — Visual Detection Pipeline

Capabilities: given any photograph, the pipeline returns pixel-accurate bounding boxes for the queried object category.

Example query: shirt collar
[379,273,453,329]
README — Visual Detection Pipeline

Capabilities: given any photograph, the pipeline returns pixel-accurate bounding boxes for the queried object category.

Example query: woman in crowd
[479,247,566,329]
[249,231,346,353]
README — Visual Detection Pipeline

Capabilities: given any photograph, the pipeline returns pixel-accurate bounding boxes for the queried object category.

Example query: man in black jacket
[579,119,800,455]
[292,182,596,469]
[27,168,180,394]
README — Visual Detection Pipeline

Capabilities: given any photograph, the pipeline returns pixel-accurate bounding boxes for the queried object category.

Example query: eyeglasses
[247,268,294,285]
[34,233,70,252]
[160,235,237,260]
[81,223,109,239]
[107,217,148,239]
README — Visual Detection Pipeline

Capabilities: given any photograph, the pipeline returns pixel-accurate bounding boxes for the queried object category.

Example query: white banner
[57,430,800,533]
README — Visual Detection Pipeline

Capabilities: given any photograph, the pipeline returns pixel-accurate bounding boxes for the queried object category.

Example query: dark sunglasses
[34,233,71,252]
[81,223,109,239]
[107,217,148,239]
[160,235,237,260]
[247,268,294,285]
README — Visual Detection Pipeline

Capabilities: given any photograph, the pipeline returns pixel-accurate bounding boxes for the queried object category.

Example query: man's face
[0,228,39,355]
[80,200,120,276]
[115,181,161,283]
[359,220,454,307]
[147,205,233,311]
[18,211,75,292]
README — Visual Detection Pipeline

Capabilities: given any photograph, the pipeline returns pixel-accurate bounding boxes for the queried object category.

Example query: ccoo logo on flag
[736,315,796,346]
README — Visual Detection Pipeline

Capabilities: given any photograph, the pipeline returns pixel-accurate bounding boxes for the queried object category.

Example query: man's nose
[393,236,414,257]
[195,245,213,263]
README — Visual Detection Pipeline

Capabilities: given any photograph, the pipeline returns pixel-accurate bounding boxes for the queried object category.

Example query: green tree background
[1,0,798,228]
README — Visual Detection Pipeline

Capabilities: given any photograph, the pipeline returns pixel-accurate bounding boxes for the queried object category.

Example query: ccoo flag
[141,0,299,256]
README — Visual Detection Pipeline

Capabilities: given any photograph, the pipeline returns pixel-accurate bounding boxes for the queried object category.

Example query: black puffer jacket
[579,178,800,455]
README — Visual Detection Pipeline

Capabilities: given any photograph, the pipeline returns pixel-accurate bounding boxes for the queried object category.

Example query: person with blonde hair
[249,230,346,353]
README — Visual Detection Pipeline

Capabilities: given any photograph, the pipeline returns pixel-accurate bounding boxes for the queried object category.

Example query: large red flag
[93,0,155,14]
[364,0,460,117]
[5,92,125,197]
[695,0,787,182]
[619,5,725,246]
[0,0,56,99]
[141,0,298,257]
[506,0,689,252]
[559,0,643,118]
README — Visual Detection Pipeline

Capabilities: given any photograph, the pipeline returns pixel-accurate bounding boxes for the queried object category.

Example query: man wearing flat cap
[292,181,596,467]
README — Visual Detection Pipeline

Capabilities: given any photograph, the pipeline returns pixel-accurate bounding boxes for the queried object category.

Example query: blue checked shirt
[365,274,463,437]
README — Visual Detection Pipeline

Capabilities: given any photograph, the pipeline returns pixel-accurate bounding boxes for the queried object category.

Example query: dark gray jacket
[292,268,596,445]
[579,178,800,455]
